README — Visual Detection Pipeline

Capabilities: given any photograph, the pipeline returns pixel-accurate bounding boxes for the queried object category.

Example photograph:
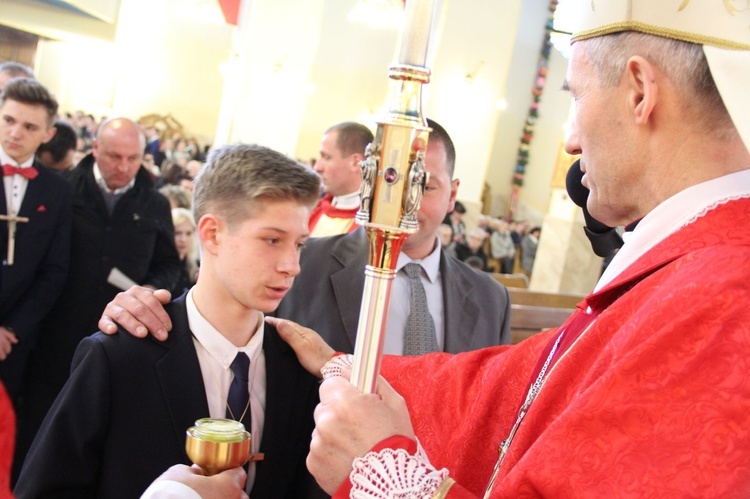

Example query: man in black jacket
[15,117,180,477]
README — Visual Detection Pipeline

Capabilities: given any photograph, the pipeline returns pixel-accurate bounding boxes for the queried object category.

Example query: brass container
[185,418,251,475]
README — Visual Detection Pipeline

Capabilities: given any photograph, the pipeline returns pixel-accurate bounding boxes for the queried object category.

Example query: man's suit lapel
[16,166,44,219]
[441,253,481,353]
[329,229,368,348]
[0,184,7,255]
[153,297,210,456]
[0,180,7,214]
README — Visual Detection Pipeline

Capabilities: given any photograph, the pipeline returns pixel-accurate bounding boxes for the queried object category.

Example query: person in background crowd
[455,227,489,271]
[489,218,516,274]
[0,79,73,486]
[520,226,541,275]
[308,122,373,238]
[35,120,78,173]
[170,207,198,297]
[0,62,34,92]
[159,184,192,210]
[443,200,467,244]
[437,222,457,259]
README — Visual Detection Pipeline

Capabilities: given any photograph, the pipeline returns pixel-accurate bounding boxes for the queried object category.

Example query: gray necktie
[403,263,439,355]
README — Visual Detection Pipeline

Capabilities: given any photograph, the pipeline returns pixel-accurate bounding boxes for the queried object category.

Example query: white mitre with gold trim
[568,0,750,153]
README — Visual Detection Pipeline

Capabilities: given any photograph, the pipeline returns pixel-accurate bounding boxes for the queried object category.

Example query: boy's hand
[98,285,172,341]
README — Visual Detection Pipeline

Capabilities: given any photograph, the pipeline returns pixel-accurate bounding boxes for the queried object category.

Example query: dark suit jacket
[276,228,511,354]
[27,154,181,399]
[0,162,71,397]
[145,137,161,156]
[15,296,324,499]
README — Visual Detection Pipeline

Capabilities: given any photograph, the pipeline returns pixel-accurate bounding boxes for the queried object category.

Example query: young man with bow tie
[0,78,72,404]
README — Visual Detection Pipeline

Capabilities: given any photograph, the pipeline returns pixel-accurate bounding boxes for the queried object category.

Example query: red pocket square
[37,205,46,212]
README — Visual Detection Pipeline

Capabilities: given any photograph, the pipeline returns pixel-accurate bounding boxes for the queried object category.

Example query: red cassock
[377,197,750,497]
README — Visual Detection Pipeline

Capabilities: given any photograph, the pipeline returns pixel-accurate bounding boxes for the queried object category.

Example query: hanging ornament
[508,0,559,213]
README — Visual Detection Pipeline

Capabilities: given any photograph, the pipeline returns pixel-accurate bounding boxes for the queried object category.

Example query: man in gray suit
[98,119,510,352]
[276,119,510,354]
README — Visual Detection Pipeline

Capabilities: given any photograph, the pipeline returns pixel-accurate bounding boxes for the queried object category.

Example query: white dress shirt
[330,190,360,209]
[1,148,35,216]
[93,162,136,194]
[187,287,266,492]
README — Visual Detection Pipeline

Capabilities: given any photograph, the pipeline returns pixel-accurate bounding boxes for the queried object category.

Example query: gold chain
[195,339,252,424]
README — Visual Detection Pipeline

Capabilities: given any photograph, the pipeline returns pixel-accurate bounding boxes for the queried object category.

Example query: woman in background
[171,208,199,297]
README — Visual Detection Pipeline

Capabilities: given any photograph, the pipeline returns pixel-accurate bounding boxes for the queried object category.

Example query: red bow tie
[2,164,39,180]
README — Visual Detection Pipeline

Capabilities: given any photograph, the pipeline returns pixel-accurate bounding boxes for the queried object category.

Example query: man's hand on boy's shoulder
[266,317,335,378]
[99,286,173,341]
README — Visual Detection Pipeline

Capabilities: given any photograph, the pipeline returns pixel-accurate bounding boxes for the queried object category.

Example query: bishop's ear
[625,55,658,126]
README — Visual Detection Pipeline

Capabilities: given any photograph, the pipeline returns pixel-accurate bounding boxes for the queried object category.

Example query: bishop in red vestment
[301,1,750,497]
[371,194,750,497]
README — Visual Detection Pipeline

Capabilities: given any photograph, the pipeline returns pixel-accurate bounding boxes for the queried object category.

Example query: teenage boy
[0,78,71,401]
[15,144,325,498]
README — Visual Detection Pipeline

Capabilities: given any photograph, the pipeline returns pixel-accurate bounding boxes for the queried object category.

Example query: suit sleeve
[142,193,181,291]
[14,336,110,498]
[3,179,72,342]
[287,382,328,499]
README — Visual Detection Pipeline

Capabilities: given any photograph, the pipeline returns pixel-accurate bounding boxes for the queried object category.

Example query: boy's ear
[197,214,221,255]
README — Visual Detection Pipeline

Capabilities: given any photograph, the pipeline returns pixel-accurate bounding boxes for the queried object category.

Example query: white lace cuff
[321,353,354,379]
[348,439,449,498]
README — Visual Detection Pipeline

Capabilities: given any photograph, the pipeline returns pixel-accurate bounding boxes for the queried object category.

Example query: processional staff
[350,0,439,394]
[0,210,29,266]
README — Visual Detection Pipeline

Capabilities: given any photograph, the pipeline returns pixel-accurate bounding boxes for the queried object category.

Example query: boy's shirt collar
[185,287,264,368]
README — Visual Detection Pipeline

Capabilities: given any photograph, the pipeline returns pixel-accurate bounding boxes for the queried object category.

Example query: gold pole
[350,0,438,394]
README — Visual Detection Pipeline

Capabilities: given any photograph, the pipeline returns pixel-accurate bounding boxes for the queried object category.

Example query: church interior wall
[6,0,573,229]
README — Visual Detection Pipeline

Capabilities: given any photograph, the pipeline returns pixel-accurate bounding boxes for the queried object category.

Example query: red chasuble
[376,197,750,497]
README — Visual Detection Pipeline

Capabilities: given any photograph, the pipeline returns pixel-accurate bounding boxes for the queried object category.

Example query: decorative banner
[508,0,559,220]
[219,0,241,25]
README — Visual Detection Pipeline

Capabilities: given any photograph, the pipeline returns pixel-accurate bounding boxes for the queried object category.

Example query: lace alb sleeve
[348,439,450,498]
[321,353,354,379]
